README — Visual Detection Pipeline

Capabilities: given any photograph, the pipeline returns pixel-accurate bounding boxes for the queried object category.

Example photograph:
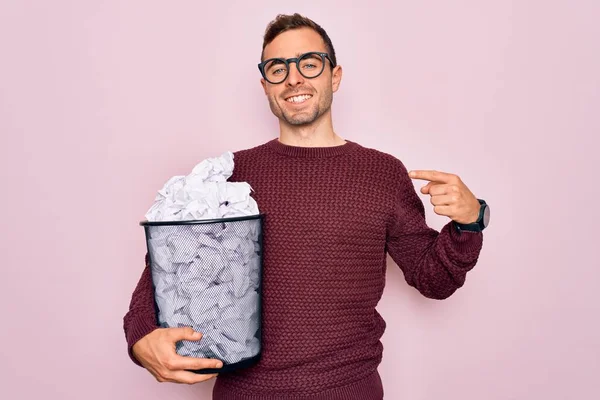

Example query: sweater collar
[265,138,360,158]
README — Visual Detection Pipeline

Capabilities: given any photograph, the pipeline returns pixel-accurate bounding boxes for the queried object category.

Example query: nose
[286,63,304,87]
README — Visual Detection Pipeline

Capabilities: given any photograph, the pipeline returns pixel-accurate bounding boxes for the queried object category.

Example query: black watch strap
[453,199,488,233]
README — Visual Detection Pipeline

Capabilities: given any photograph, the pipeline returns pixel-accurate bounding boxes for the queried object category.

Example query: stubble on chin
[283,107,321,125]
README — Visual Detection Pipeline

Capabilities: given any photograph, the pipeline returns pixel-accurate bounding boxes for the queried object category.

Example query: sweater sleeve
[385,162,484,300]
[122,253,159,366]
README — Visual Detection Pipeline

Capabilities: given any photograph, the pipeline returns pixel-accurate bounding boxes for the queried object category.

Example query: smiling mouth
[285,94,313,104]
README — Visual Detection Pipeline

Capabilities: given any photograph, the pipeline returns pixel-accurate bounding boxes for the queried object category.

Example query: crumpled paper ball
[145,151,259,222]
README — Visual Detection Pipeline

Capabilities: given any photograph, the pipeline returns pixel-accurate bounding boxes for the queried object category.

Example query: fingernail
[192,331,201,338]
[216,362,223,368]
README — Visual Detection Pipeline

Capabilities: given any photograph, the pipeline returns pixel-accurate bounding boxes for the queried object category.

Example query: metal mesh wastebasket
[140,214,264,374]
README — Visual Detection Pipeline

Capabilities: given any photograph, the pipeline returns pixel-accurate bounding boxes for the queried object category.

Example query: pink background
[1,1,598,399]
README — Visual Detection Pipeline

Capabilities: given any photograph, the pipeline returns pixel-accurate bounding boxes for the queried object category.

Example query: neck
[278,109,346,147]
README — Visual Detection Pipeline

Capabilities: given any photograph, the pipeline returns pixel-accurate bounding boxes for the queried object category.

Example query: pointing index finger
[408,170,453,183]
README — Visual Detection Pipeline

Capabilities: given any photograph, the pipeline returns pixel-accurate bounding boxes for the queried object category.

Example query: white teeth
[286,94,312,103]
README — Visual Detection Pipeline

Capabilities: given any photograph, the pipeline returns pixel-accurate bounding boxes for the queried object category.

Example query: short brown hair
[261,13,337,66]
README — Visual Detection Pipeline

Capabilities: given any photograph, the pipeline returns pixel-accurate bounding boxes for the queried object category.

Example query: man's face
[260,27,342,126]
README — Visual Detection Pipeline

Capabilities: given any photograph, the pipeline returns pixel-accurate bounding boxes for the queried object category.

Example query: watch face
[482,205,490,228]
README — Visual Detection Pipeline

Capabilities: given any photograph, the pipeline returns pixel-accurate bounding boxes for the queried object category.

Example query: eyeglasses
[258,52,336,84]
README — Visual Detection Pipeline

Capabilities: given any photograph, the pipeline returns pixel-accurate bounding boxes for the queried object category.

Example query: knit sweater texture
[123,138,484,399]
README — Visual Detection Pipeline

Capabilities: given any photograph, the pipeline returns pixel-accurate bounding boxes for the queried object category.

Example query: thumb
[420,182,433,194]
[169,326,203,342]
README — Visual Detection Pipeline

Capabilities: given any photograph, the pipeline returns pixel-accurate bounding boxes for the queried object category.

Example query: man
[123,13,489,400]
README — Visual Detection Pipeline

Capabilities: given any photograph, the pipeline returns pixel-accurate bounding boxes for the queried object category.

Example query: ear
[331,65,343,93]
[260,78,267,95]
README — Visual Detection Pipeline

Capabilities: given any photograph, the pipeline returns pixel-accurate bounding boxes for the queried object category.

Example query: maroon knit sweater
[123,139,484,399]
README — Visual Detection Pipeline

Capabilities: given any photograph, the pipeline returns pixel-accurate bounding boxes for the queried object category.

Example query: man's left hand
[408,170,480,224]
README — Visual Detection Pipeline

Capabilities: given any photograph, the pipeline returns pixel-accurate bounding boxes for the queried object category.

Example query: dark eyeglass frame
[258,51,336,84]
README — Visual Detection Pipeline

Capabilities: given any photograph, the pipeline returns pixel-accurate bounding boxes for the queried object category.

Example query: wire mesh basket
[140,214,264,374]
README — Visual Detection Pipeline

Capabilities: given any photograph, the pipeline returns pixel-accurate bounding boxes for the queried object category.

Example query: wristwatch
[453,199,490,233]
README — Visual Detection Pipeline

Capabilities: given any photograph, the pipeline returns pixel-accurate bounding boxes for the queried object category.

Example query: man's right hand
[132,326,223,384]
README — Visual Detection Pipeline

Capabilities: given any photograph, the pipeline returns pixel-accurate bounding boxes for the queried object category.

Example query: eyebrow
[295,52,322,58]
